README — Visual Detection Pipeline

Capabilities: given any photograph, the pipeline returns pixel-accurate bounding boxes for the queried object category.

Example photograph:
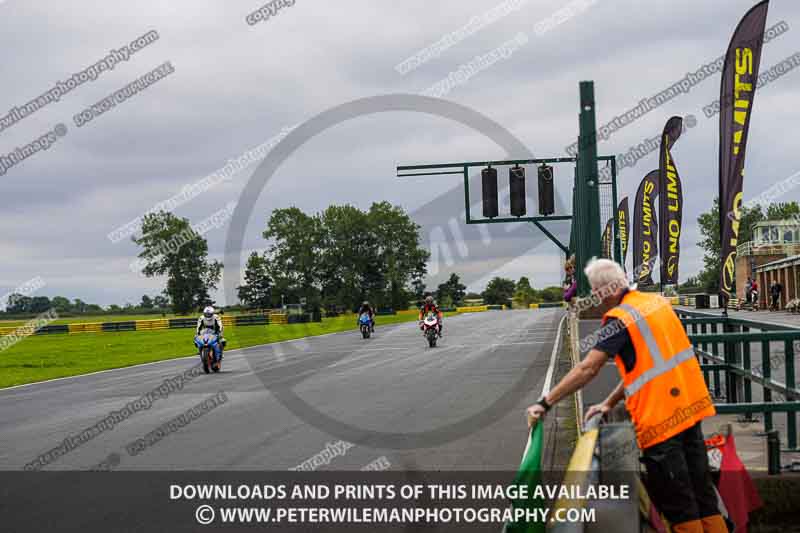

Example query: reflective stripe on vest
[617,303,698,397]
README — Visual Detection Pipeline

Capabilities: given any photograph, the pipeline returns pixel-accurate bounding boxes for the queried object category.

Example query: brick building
[736,220,800,306]
[753,255,800,309]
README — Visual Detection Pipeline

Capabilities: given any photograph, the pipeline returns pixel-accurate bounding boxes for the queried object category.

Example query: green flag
[504,422,546,533]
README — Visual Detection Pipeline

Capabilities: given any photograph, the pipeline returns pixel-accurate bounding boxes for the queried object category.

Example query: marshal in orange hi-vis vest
[602,290,716,449]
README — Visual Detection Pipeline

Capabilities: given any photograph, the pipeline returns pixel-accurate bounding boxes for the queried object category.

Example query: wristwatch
[536,396,552,412]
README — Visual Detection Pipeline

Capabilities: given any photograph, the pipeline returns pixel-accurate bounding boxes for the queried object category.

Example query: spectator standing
[563,255,577,304]
[745,277,753,305]
[770,280,783,311]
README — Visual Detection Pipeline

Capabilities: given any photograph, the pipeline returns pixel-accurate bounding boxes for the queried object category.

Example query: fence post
[700,322,709,386]
[767,430,781,475]
[785,340,797,449]
[762,339,773,432]
[742,326,754,422]
[723,320,741,404]
[742,326,752,401]
[710,322,722,399]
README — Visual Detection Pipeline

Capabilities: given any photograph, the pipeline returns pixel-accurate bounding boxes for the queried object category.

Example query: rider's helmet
[425,295,433,305]
[203,306,214,318]
[363,301,369,306]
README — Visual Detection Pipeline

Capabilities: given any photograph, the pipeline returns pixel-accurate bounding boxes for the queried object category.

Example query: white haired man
[526,258,725,533]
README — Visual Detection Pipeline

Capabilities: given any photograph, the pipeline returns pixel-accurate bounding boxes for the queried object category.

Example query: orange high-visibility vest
[602,290,715,449]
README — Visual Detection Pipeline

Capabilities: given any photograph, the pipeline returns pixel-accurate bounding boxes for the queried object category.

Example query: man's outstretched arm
[584,380,625,422]
[526,348,608,427]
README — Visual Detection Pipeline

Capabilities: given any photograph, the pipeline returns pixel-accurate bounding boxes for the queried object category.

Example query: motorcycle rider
[356,300,375,332]
[419,295,443,337]
[196,306,225,363]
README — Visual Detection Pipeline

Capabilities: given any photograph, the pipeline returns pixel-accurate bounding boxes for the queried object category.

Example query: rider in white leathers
[196,306,225,362]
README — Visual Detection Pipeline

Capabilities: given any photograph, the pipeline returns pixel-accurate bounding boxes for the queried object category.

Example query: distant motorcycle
[359,312,372,339]
[194,328,222,373]
[421,312,439,348]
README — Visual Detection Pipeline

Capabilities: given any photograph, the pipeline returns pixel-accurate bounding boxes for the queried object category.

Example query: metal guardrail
[677,309,800,452]
[529,302,567,309]
[455,305,489,313]
[550,416,640,533]
[549,417,601,533]
[551,312,640,532]
[0,313,313,337]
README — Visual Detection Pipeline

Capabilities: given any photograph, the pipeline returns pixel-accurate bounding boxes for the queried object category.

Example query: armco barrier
[551,416,641,533]
[0,313,281,340]
[550,416,600,533]
[287,313,318,324]
[0,311,330,339]
[234,315,268,326]
[101,321,136,332]
[553,311,642,532]
[168,318,197,329]
[455,305,488,313]
[134,319,169,331]
[37,324,69,335]
[529,302,566,309]
[539,302,566,309]
[68,322,103,333]
[269,312,288,325]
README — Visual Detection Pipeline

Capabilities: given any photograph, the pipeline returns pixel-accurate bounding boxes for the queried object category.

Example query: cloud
[0,0,799,304]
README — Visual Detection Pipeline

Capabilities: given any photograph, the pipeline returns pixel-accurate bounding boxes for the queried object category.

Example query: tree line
[3,294,171,316]
[432,273,562,308]
[4,201,563,318]
[237,202,429,312]
[235,202,564,312]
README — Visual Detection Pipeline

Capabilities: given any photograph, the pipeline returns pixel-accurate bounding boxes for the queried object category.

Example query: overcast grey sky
[1,0,798,306]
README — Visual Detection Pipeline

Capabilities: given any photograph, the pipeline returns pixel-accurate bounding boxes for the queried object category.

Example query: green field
[0,312,455,389]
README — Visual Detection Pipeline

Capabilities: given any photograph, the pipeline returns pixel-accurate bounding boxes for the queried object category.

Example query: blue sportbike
[358,313,372,339]
[195,328,222,373]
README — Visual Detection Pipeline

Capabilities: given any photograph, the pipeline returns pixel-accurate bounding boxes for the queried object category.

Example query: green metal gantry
[397,81,619,297]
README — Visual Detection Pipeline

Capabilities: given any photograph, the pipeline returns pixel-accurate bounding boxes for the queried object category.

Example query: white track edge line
[520,312,567,462]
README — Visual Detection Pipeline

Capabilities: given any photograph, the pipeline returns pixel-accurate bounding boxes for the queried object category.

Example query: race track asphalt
[0,309,564,472]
